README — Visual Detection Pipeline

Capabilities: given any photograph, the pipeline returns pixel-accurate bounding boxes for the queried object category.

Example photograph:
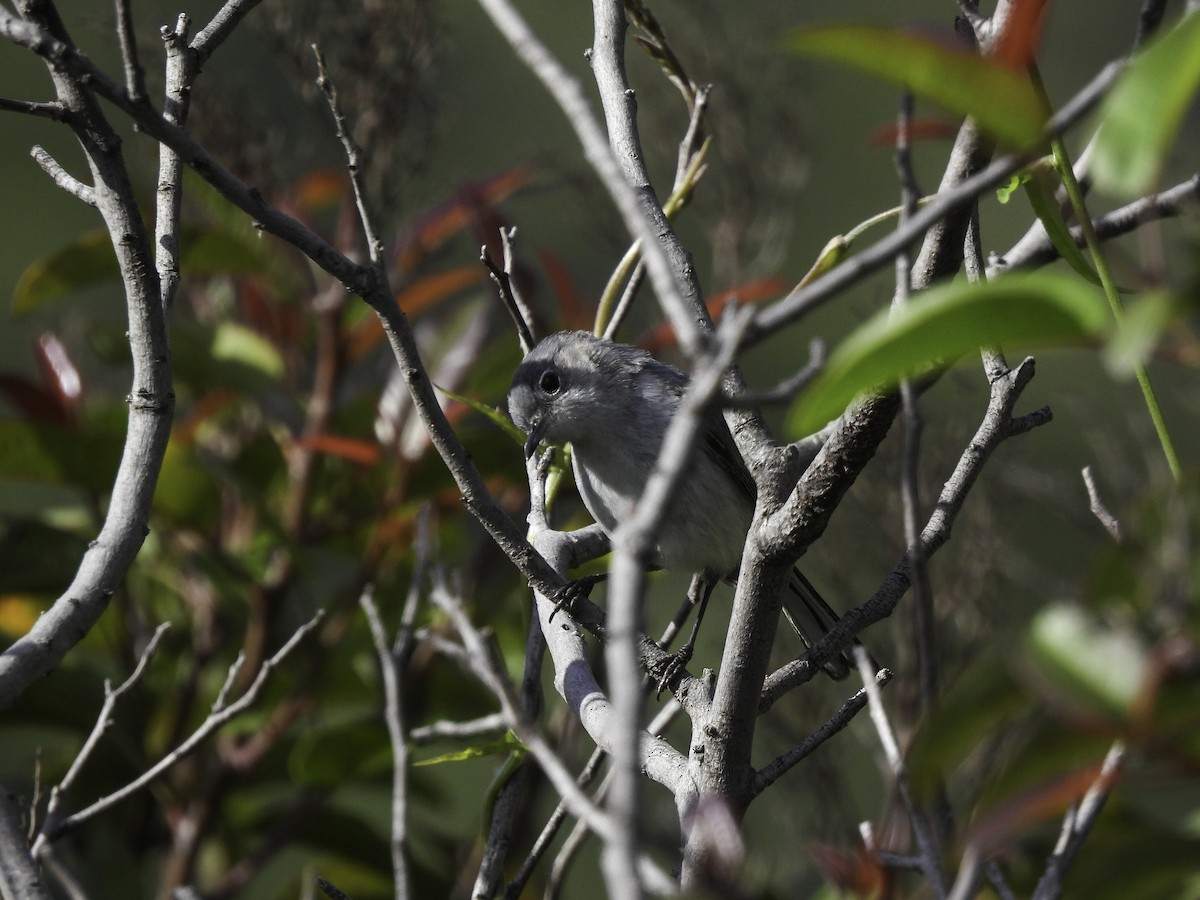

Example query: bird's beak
[523,417,548,459]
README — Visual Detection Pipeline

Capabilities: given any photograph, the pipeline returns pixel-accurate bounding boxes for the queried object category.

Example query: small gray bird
[507,330,851,680]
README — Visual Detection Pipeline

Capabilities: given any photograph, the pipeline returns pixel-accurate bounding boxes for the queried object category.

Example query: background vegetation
[1,0,1198,898]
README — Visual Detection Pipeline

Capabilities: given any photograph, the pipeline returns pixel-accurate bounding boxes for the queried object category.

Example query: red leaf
[638,277,789,354]
[395,165,539,272]
[992,0,1050,70]
[869,118,961,147]
[294,433,382,466]
[536,248,589,330]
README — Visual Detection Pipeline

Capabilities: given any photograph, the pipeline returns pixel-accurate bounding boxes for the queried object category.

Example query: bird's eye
[538,370,561,395]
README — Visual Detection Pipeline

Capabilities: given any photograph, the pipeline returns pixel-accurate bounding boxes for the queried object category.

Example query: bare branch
[752,667,891,796]
[856,648,946,898]
[313,44,384,266]
[0,3,173,711]
[1031,742,1127,900]
[1082,466,1123,543]
[30,145,95,206]
[361,588,413,900]
[996,172,1200,275]
[44,623,169,821]
[0,792,50,900]
[156,13,192,311]
[0,96,65,119]
[482,236,536,354]
[34,613,323,849]
[191,0,266,67]
[410,713,507,745]
[113,0,146,102]
[429,581,676,894]
[761,356,1050,708]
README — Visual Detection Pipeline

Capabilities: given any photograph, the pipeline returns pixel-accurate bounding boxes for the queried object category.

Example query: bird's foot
[655,644,694,698]
[548,573,607,622]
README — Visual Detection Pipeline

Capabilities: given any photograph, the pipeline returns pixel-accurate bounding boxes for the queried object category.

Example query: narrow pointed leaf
[786,272,1108,435]
[1021,171,1102,285]
[1092,11,1200,197]
[785,25,1046,148]
[434,383,525,446]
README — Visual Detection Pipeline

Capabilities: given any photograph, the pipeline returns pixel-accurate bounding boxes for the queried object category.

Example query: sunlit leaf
[1092,11,1200,197]
[211,322,285,379]
[1021,170,1102,285]
[1026,603,1149,719]
[414,732,527,767]
[996,172,1032,204]
[434,384,525,446]
[787,272,1109,435]
[785,25,1046,148]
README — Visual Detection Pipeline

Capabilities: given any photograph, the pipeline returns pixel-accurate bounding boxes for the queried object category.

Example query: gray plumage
[507,330,850,679]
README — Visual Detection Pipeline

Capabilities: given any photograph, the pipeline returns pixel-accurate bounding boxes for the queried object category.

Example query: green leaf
[12,230,119,315]
[435,383,525,446]
[211,322,285,379]
[1092,11,1200,197]
[1021,170,1102,285]
[413,732,527,767]
[785,25,1046,149]
[786,271,1109,435]
[1026,603,1149,719]
[11,224,284,315]
[996,173,1030,204]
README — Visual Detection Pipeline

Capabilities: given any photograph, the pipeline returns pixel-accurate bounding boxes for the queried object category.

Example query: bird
[507,330,852,682]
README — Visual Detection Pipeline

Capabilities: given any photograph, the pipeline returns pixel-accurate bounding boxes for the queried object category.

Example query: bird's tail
[780,568,860,681]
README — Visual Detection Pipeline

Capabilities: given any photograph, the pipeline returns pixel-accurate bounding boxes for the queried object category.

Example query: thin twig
[410,713,508,745]
[721,340,826,407]
[482,240,536,354]
[752,667,892,796]
[34,613,323,850]
[361,587,413,900]
[113,0,146,102]
[1082,466,1122,543]
[1031,741,1127,900]
[428,581,675,894]
[855,647,946,898]
[30,146,96,206]
[156,13,192,311]
[0,96,66,119]
[313,44,384,267]
[892,90,938,714]
[761,356,1051,708]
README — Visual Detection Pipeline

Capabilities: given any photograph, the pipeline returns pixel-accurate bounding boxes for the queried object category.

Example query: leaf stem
[1044,97,1182,483]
